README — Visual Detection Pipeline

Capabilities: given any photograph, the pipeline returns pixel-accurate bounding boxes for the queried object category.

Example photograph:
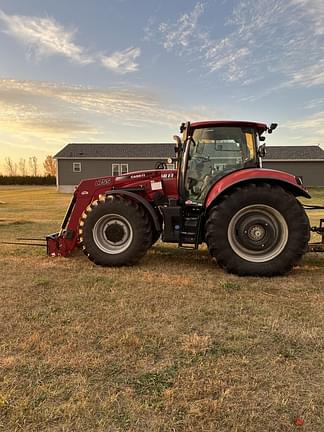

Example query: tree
[29,156,38,176]
[4,157,18,176]
[18,158,27,176]
[43,155,56,176]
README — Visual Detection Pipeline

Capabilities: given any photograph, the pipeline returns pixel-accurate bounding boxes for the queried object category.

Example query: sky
[0,0,323,169]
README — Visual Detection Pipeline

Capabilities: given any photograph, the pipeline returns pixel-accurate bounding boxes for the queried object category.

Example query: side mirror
[268,123,278,134]
[173,135,182,154]
[180,123,186,133]
[258,143,266,158]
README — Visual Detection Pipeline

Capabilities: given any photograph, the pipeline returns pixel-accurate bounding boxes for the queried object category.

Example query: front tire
[79,196,153,266]
[205,183,310,276]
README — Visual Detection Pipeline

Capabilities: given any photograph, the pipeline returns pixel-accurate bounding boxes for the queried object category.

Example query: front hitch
[46,229,76,257]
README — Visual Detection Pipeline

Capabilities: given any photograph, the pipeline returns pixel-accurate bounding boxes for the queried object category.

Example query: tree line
[1,155,56,177]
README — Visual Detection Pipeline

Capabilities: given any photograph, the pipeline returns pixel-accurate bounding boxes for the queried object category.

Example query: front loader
[42,120,324,277]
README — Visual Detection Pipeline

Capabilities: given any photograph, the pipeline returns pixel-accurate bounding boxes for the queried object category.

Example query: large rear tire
[79,196,153,266]
[205,183,310,276]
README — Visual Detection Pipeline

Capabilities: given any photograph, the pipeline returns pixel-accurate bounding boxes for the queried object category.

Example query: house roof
[264,145,324,160]
[55,143,324,161]
[54,143,175,159]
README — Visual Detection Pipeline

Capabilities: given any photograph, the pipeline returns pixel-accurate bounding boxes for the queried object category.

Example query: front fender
[204,168,310,209]
[106,189,162,232]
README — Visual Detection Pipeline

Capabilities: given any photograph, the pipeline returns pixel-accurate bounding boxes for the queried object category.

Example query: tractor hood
[113,168,176,183]
[75,168,178,200]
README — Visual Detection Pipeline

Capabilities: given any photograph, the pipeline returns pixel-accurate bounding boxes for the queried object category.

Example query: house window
[73,162,81,172]
[112,163,128,176]
[121,164,128,174]
[112,164,119,176]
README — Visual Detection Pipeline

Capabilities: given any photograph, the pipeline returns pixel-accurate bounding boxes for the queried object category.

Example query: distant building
[54,143,175,192]
[263,145,324,186]
[54,143,324,192]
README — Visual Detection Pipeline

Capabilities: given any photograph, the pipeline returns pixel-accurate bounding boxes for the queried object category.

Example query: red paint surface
[293,417,305,426]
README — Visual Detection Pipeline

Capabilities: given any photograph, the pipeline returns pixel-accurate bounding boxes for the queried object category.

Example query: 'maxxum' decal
[161,173,175,178]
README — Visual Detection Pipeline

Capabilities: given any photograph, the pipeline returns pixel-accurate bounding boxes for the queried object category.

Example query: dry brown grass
[0,186,324,431]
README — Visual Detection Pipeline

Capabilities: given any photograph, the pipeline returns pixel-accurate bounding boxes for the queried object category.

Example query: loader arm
[46,171,169,257]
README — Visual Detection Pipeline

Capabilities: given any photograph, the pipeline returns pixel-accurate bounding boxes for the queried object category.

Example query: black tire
[79,196,153,266]
[205,183,310,276]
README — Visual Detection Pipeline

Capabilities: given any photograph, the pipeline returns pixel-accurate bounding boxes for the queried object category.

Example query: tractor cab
[176,121,268,204]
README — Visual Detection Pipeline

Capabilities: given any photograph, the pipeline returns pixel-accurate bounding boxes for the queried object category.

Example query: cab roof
[190,120,268,133]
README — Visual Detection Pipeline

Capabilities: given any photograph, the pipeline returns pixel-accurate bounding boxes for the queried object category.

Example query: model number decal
[95,178,112,186]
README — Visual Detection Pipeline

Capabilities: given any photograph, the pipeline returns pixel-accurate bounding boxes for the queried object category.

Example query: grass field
[0,186,324,432]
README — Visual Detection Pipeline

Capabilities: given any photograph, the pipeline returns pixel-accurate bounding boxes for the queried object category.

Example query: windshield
[186,126,256,202]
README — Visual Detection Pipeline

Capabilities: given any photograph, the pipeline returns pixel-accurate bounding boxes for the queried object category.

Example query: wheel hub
[105,221,126,244]
[93,214,133,254]
[247,224,266,241]
[228,205,289,262]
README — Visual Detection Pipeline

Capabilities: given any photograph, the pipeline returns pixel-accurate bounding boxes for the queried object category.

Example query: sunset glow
[0,0,323,173]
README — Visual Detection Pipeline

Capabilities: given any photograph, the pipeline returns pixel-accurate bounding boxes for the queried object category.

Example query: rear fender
[204,168,310,209]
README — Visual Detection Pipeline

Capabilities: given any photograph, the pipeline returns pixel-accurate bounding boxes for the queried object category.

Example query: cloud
[101,47,141,74]
[150,0,324,86]
[284,112,324,133]
[281,112,324,146]
[0,79,221,146]
[0,9,141,73]
[158,1,205,51]
[0,80,97,143]
[285,61,324,88]
[149,1,255,81]
[241,0,324,89]
[290,0,324,36]
[0,78,224,161]
[0,9,92,64]
[305,98,324,110]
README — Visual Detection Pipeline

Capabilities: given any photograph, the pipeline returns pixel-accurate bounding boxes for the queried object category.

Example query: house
[263,145,324,186]
[54,142,324,193]
[54,143,175,192]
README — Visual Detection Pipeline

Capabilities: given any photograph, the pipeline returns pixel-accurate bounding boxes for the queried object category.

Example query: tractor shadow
[146,243,324,278]
[145,243,214,271]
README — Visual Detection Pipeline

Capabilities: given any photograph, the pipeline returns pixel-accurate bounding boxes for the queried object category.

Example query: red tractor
[47,120,322,276]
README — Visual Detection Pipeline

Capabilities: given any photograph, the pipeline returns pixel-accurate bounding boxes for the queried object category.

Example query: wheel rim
[93,213,133,254]
[227,204,288,263]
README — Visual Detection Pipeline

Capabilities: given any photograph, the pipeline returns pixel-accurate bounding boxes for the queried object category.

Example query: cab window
[186,126,256,202]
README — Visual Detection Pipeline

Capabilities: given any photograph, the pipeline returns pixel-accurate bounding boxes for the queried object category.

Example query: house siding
[57,158,165,192]
[55,143,324,192]
[263,161,324,186]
